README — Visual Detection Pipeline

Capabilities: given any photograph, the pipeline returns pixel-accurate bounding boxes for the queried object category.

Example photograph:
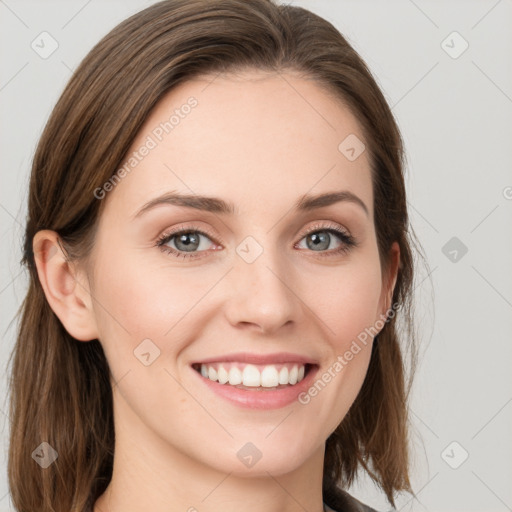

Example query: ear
[377,241,400,321]
[32,230,99,341]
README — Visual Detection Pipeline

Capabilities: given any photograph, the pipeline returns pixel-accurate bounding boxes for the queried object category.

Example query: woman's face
[76,69,398,476]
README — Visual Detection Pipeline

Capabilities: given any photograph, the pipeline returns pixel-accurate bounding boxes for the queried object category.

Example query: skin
[34,69,399,512]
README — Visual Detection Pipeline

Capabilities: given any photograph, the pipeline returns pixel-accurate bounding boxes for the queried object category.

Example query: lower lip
[191,364,319,410]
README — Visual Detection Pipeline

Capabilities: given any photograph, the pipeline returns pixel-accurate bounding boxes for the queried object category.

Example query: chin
[199,438,316,478]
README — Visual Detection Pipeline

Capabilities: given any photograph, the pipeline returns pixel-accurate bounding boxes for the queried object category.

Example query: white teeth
[198,362,307,387]
[260,366,279,387]
[208,366,217,382]
[242,364,261,387]
[217,365,229,384]
[228,366,242,385]
[289,365,298,385]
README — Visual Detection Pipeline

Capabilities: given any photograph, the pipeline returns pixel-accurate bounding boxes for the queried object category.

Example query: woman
[8,1,421,511]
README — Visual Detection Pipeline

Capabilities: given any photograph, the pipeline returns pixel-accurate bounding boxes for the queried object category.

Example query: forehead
[101,69,372,220]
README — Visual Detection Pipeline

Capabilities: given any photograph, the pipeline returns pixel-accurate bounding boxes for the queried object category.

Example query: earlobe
[33,230,99,342]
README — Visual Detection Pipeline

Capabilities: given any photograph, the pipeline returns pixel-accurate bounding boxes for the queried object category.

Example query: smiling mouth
[191,362,316,390]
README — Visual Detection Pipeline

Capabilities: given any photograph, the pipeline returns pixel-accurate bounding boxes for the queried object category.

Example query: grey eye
[305,231,332,251]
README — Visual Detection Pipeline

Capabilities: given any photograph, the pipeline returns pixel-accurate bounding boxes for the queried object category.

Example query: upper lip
[192,352,319,366]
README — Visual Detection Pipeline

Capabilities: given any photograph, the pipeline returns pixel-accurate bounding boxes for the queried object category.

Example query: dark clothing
[324,486,381,512]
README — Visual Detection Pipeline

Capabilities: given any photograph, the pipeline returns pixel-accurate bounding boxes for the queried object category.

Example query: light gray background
[1,1,511,511]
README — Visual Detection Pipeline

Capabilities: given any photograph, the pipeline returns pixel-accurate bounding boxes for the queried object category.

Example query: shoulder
[324,485,388,512]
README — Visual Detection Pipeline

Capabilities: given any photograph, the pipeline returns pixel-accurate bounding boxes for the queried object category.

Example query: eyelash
[155,222,357,260]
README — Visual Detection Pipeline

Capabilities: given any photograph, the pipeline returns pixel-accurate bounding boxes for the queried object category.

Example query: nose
[223,244,301,335]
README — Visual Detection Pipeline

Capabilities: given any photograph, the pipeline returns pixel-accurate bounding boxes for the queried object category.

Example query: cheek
[90,254,202,420]
[90,248,220,364]
[293,253,381,416]
[297,254,383,347]
[90,251,171,356]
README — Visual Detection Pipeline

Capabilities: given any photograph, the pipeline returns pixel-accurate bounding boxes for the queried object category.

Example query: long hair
[7,1,422,510]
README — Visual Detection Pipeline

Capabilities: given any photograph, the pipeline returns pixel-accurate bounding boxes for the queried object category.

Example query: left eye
[296,228,351,252]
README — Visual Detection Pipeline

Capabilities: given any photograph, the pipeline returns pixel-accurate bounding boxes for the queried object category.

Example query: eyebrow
[133,190,369,219]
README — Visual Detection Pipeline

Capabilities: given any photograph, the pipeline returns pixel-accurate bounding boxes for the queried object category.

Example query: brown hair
[8,0,422,510]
